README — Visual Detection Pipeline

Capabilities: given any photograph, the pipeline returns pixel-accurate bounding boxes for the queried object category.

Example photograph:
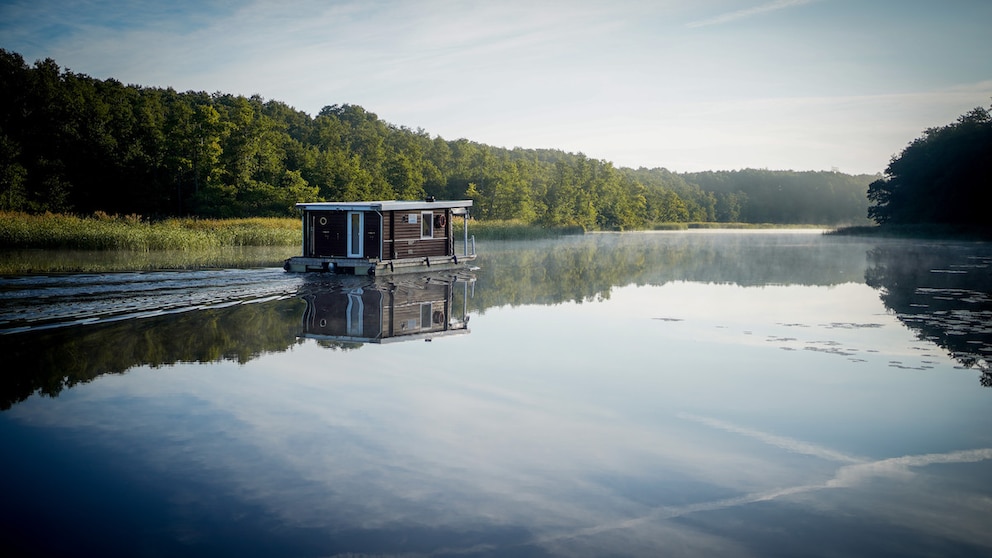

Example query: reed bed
[0,212,300,251]
[0,246,300,274]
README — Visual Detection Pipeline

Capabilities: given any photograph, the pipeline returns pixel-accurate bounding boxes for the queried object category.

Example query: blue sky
[1,0,990,174]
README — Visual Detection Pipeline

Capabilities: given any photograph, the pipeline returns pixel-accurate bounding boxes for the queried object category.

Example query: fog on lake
[1,230,990,557]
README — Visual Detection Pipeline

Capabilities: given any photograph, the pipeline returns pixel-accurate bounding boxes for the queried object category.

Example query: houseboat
[283,199,476,275]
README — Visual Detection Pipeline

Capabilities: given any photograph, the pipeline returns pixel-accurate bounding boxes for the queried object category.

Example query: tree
[868,105,992,225]
[0,132,28,210]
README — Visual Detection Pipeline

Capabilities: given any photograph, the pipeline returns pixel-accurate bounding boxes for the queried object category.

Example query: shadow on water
[866,242,992,387]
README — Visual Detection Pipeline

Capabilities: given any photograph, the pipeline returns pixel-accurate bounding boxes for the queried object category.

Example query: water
[1,231,990,557]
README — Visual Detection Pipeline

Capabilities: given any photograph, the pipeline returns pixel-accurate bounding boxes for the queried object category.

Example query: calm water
[1,231,991,557]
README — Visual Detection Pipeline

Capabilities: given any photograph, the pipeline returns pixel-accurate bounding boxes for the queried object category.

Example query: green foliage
[1,48,874,228]
[0,245,298,274]
[868,105,992,226]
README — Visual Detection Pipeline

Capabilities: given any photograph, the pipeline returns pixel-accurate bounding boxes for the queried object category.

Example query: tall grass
[0,246,299,274]
[0,212,300,250]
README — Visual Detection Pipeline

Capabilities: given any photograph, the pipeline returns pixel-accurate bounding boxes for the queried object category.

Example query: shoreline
[829,224,992,241]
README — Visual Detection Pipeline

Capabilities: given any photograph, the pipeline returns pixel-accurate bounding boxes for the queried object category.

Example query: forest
[0,49,875,229]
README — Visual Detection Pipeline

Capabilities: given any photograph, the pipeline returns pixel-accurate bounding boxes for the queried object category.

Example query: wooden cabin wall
[385,209,451,260]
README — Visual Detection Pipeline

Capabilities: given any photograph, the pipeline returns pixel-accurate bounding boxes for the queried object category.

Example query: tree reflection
[0,297,305,409]
[471,232,869,311]
[0,272,476,410]
[866,243,992,388]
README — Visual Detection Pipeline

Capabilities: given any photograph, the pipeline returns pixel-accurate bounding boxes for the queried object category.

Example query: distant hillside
[683,169,875,225]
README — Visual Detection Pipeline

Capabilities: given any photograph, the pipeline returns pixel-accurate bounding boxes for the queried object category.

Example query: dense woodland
[867,105,992,226]
[0,49,875,228]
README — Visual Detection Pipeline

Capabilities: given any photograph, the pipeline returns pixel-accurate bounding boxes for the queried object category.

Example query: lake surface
[2,231,991,557]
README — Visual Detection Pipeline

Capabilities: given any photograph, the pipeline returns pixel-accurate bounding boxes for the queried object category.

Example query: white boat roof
[296,200,472,212]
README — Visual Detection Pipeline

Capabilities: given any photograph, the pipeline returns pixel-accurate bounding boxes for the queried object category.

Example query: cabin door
[347,212,364,258]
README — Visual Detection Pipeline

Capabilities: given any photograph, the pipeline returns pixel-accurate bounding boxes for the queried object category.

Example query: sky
[1,0,990,175]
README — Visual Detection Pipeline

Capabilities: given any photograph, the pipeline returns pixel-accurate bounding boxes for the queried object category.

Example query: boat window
[421,211,433,239]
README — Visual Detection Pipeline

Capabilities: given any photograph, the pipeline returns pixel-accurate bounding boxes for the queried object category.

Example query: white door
[347,212,364,258]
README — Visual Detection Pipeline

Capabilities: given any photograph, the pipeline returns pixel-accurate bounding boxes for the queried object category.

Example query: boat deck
[284,253,477,275]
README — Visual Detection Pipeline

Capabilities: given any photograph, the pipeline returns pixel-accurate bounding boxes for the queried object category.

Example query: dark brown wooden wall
[384,210,450,259]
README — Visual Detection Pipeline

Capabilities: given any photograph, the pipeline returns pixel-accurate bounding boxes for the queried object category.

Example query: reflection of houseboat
[300,273,474,344]
[284,199,475,275]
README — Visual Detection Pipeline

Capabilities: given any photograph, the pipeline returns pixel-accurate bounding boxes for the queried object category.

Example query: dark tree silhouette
[868,105,992,226]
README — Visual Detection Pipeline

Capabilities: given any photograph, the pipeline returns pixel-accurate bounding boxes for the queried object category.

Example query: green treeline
[1,49,872,228]
[867,105,992,226]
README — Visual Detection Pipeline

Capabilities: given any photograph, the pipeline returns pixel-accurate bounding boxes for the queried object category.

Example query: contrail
[677,412,864,463]
[439,415,992,554]
[686,0,819,28]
